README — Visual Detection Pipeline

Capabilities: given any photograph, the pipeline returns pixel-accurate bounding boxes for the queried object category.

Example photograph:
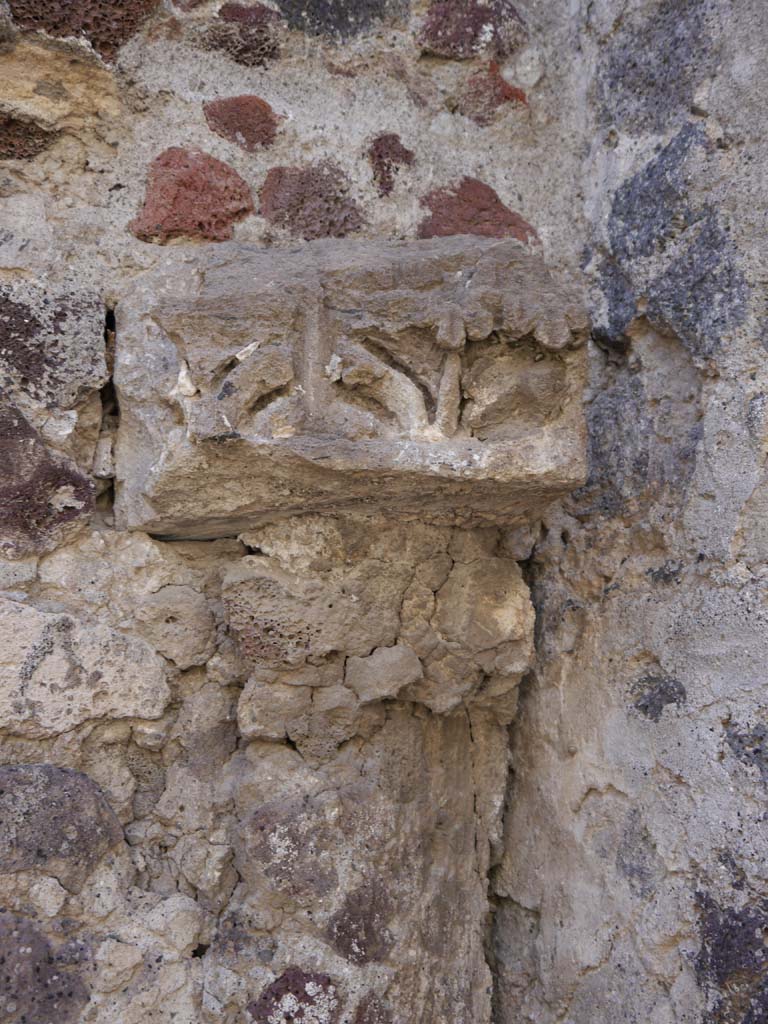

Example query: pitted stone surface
[129,147,254,244]
[0,0,759,1021]
[418,177,538,243]
[0,764,123,891]
[113,236,587,537]
[7,0,161,61]
[0,913,89,1024]
[203,95,280,151]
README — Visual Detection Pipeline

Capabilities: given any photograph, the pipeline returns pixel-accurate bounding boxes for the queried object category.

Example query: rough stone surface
[0,764,123,891]
[113,237,587,536]
[418,0,526,60]
[346,644,423,703]
[418,177,538,243]
[0,0,765,1021]
[0,114,56,160]
[273,0,408,39]
[129,147,254,244]
[455,62,527,125]
[0,912,89,1024]
[247,968,340,1023]
[0,403,94,558]
[0,595,169,736]
[260,162,365,239]
[203,95,280,152]
[7,0,161,61]
[203,3,282,68]
[367,132,414,196]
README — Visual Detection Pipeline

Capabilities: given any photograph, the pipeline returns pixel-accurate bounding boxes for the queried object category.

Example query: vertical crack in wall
[94,306,119,523]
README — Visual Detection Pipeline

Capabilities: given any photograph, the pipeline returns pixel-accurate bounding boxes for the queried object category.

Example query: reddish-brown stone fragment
[0,115,56,160]
[7,0,161,61]
[260,161,364,240]
[205,1,281,66]
[367,132,415,196]
[456,60,527,124]
[418,176,537,243]
[129,146,254,244]
[204,95,280,152]
[418,0,526,60]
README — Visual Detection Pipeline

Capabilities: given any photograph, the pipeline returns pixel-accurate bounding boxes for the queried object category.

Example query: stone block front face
[114,236,588,537]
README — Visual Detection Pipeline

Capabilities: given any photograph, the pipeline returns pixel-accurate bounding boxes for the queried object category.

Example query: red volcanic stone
[0,115,56,160]
[7,0,161,61]
[418,176,537,244]
[204,95,280,152]
[129,147,254,244]
[418,0,526,60]
[456,60,526,124]
[367,132,415,196]
[260,161,364,240]
[206,1,281,66]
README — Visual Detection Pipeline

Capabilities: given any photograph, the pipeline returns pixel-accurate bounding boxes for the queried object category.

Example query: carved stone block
[114,236,588,537]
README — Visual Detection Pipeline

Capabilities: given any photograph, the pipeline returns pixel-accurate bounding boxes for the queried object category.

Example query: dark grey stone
[598,0,718,134]
[274,0,408,38]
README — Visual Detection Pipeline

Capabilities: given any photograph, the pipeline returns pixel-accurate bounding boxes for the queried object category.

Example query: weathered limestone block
[221,706,504,1024]
[0,595,169,737]
[37,530,242,669]
[345,643,423,703]
[212,513,536,1021]
[114,236,588,537]
[227,516,534,749]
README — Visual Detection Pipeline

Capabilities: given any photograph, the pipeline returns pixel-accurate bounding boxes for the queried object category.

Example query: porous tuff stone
[203,94,280,151]
[0,912,89,1024]
[259,161,364,239]
[228,516,533,740]
[203,2,282,68]
[113,236,588,538]
[0,403,94,558]
[418,177,538,243]
[7,0,161,62]
[0,114,56,160]
[367,132,415,196]
[129,146,254,244]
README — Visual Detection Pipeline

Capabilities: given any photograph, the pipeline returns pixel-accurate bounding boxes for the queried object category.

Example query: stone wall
[0,0,765,1022]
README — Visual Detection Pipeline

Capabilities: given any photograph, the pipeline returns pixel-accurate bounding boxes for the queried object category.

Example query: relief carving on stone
[13,235,590,1024]
[114,236,588,537]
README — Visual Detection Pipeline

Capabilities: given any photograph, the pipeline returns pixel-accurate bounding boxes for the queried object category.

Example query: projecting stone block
[113,236,588,537]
